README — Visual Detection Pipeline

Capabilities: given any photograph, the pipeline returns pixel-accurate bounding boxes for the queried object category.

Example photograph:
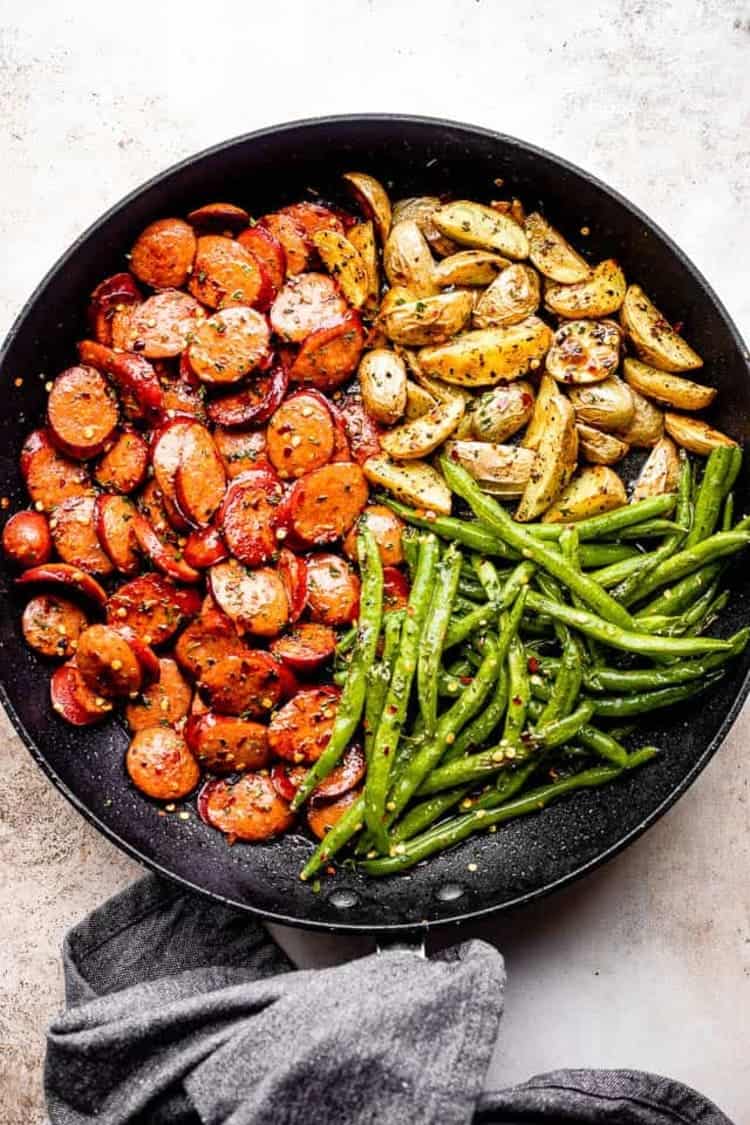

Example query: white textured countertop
[1,2,749,1120]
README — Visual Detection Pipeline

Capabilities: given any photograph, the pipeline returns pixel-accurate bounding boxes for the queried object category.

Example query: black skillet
[1,115,749,934]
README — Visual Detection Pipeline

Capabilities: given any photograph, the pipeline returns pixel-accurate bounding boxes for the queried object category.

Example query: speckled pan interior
[1,114,749,933]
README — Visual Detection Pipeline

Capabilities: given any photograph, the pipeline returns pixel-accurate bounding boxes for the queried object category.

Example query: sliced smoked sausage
[2,510,52,567]
[270,273,348,343]
[343,504,404,565]
[47,365,119,460]
[22,594,88,658]
[188,235,271,310]
[287,462,368,545]
[288,313,365,391]
[107,574,201,647]
[21,429,93,513]
[199,773,294,841]
[219,469,285,566]
[305,553,360,625]
[111,290,203,358]
[209,561,289,637]
[94,429,149,493]
[307,787,362,841]
[185,712,270,773]
[125,657,193,731]
[186,307,271,385]
[237,225,286,292]
[268,686,339,764]
[50,659,114,725]
[130,218,197,290]
[126,726,200,800]
[76,624,143,697]
[197,650,283,716]
[266,391,336,479]
[50,496,114,576]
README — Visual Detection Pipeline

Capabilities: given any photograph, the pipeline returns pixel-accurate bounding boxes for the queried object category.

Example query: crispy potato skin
[663,413,736,455]
[632,436,681,501]
[525,212,590,283]
[620,285,703,372]
[383,220,438,297]
[380,396,465,460]
[444,441,534,497]
[380,289,473,347]
[576,424,630,466]
[541,465,627,523]
[544,259,626,319]
[614,388,665,448]
[362,454,451,514]
[623,358,716,411]
[417,318,552,387]
[567,377,635,432]
[313,230,370,309]
[473,265,541,328]
[433,201,529,259]
[358,349,408,424]
[516,393,578,521]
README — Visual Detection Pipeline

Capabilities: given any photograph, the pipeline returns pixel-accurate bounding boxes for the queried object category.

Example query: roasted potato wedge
[432,201,529,260]
[473,264,541,328]
[622,357,716,411]
[525,212,591,283]
[468,381,535,443]
[545,319,621,385]
[392,196,457,257]
[614,388,664,448]
[404,380,437,421]
[516,394,578,521]
[347,221,380,315]
[380,396,465,459]
[358,349,408,425]
[620,285,702,372]
[342,172,392,244]
[522,373,557,451]
[383,220,438,297]
[312,230,369,309]
[663,413,736,455]
[380,288,473,347]
[443,441,534,497]
[567,377,635,432]
[433,250,510,288]
[632,436,681,501]
[576,424,630,465]
[417,317,552,387]
[362,453,451,514]
[541,466,627,523]
[544,259,626,319]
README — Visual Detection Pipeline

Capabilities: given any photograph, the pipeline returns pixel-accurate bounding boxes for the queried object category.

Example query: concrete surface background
[1,1,749,1121]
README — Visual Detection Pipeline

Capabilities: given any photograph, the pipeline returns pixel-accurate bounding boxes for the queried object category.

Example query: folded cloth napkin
[45,875,734,1125]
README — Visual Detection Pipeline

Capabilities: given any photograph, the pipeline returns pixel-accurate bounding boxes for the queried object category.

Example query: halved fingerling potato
[620,284,703,372]
[380,396,465,459]
[567,376,635,432]
[521,372,557,451]
[380,288,473,346]
[473,264,541,328]
[432,201,529,259]
[417,317,552,387]
[347,221,380,315]
[544,259,626,319]
[525,212,591,283]
[404,380,437,420]
[469,381,535,442]
[546,319,621,385]
[516,394,578,521]
[392,196,457,256]
[663,412,737,455]
[576,424,630,465]
[343,172,392,244]
[358,349,408,424]
[362,453,451,514]
[433,250,510,288]
[312,230,369,309]
[383,220,438,296]
[614,388,664,447]
[632,436,681,501]
[443,440,535,497]
[622,357,716,411]
[541,465,627,523]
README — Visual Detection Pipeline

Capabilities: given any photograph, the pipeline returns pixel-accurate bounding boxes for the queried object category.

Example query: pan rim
[2,112,749,935]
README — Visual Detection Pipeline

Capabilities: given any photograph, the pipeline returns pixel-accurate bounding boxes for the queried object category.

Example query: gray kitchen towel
[45,875,734,1125]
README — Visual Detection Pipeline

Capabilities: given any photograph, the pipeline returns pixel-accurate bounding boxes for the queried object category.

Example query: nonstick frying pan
[2,114,749,934]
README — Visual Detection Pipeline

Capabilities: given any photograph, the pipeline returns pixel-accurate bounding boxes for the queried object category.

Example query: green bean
[401,528,421,580]
[576,724,629,767]
[589,553,656,589]
[365,533,439,852]
[524,590,733,657]
[418,545,462,735]
[437,669,470,698]
[686,446,739,548]
[336,626,357,656]
[585,672,724,718]
[538,630,582,725]
[457,575,488,602]
[627,530,750,603]
[606,518,684,540]
[502,635,530,744]
[579,543,640,568]
[441,458,636,629]
[380,497,518,559]
[722,492,735,532]
[384,633,501,830]
[362,747,659,875]
[444,600,498,649]
[635,561,723,618]
[523,495,678,541]
[300,793,365,880]
[365,610,404,757]
[560,524,602,667]
[471,554,504,602]
[497,560,535,609]
[388,787,471,845]
[293,528,383,810]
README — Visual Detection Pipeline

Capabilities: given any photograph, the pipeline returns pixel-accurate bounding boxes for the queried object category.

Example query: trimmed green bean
[380,497,518,559]
[585,672,724,718]
[628,531,750,603]
[635,561,723,618]
[607,519,684,540]
[502,635,530,744]
[300,794,364,880]
[471,554,504,602]
[365,610,404,757]
[521,496,677,540]
[444,600,498,649]
[722,492,734,532]
[579,543,640,568]
[418,545,462,735]
[685,446,737,548]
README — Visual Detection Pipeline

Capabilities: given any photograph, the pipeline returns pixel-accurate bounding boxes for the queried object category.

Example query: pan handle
[376,933,426,957]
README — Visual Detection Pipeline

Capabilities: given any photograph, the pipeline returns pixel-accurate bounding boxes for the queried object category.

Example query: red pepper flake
[672,320,684,334]
[527,656,540,674]
[512,695,522,706]
[460,675,473,685]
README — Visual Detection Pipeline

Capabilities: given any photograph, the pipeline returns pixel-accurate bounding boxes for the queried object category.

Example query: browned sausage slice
[186,203,249,234]
[288,313,365,390]
[188,235,272,310]
[199,773,294,841]
[50,496,114,576]
[305,553,361,625]
[207,364,288,429]
[107,574,201,646]
[173,602,245,679]
[125,657,192,731]
[209,561,289,637]
[287,462,368,545]
[160,377,208,421]
[237,225,286,292]
[88,272,142,345]
[151,418,199,529]
[126,727,200,800]
[307,787,362,841]
[16,563,108,607]
[183,526,229,569]
[47,366,119,460]
[51,659,114,725]
[2,510,52,568]
[269,622,336,670]
[137,479,178,543]
[77,340,163,421]
[198,650,283,716]
[173,424,226,527]
[94,495,140,574]
[185,712,270,773]
[213,429,270,478]
[94,429,149,493]
[269,273,348,343]
[130,218,197,290]
[21,429,93,513]
[219,469,285,566]
[77,624,143,697]
[131,513,201,584]
[186,307,271,385]
[343,504,404,565]
[22,593,88,658]
[268,686,340,764]
[278,202,347,242]
[257,213,309,275]
[111,290,203,358]
[266,391,336,479]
